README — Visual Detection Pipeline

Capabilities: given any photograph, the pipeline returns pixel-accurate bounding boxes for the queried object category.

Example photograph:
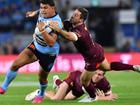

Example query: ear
[52,6,56,11]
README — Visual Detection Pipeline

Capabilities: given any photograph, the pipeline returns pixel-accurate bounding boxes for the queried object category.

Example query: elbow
[68,36,77,41]
[68,32,78,41]
[71,37,78,41]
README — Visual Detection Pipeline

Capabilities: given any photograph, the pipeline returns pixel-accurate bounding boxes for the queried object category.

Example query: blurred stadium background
[1,0,140,54]
[1,0,140,73]
[0,0,140,105]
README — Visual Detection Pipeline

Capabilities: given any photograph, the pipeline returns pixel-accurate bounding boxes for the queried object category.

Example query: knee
[10,62,20,71]
[39,70,48,84]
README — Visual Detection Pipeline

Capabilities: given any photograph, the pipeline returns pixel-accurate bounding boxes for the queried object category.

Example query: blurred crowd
[1,0,140,55]
[0,0,39,32]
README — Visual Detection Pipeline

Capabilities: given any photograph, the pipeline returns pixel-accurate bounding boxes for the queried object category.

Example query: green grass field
[0,71,140,105]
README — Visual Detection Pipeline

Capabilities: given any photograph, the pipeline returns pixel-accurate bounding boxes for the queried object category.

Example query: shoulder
[101,78,110,85]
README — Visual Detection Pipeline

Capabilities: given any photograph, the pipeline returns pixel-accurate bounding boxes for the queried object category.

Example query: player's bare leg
[99,58,111,71]
[80,70,94,87]
[80,70,96,98]
[0,48,37,94]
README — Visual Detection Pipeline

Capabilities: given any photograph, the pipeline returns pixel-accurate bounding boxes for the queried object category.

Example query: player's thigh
[38,54,56,72]
[52,82,69,100]
[80,70,95,85]
[99,58,111,70]
[11,48,37,69]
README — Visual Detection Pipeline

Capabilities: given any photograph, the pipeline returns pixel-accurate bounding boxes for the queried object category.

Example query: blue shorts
[27,42,56,72]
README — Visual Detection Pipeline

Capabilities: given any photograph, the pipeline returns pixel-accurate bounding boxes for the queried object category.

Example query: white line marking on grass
[0,82,53,87]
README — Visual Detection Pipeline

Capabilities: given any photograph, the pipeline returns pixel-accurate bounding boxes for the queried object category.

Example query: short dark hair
[77,7,89,21]
[40,0,55,6]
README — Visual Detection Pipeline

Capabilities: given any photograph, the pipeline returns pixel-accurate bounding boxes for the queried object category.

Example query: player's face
[70,9,83,25]
[40,3,55,18]
[92,70,104,83]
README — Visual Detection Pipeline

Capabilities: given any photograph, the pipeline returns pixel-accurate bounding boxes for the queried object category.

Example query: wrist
[40,29,46,33]
[35,10,40,15]
[39,27,45,32]
[58,28,62,33]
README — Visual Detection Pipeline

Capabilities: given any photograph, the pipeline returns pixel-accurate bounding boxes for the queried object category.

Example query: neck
[50,12,56,17]
[73,22,83,28]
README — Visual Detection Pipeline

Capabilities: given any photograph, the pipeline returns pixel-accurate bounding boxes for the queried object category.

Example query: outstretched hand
[37,22,46,31]
[106,93,118,101]
[49,21,60,32]
[26,11,37,18]
[95,89,118,101]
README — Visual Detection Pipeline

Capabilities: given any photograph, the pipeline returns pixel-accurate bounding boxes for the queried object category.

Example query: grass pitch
[0,71,140,105]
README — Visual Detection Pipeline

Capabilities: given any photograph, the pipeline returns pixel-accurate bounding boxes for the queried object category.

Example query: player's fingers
[110,94,118,100]
[95,92,98,96]
[26,12,30,17]
[37,22,46,30]
[95,89,99,94]
[96,89,100,93]
[101,91,105,95]
[95,89,100,95]
[113,94,118,99]
[26,12,33,17]
[98,89,102,94]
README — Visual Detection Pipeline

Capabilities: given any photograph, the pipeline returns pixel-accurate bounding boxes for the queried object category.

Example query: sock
[1,70,17,91]
[111,62,134,71]
[84,82,96,98]
[38,83,47,97]
[55,79,62,86]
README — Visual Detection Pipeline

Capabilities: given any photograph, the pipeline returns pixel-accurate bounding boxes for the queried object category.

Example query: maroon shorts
[64,71,81,87]
[64,71,84,97]
[84,45,105,71]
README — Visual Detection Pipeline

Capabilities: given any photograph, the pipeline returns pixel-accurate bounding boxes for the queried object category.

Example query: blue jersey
[33,13,63,55]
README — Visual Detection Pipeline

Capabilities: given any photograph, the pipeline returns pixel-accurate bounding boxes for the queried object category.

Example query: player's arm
[37,22,57,46]
[49,22,78,41]
[45,91,56,99]
[26,10,39,18]
[50,81,70,100]
[95,89,118,101]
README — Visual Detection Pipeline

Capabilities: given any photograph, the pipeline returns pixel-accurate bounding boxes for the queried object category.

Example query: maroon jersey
[63,21,105,71]
[64,71,110,98]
